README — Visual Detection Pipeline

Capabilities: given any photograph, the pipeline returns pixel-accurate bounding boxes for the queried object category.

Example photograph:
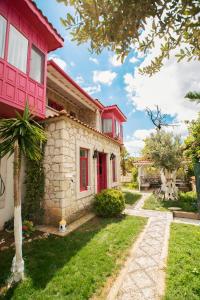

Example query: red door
[97,153,107,193]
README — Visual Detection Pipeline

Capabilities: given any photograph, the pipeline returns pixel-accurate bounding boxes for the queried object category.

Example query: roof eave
[47,60,103,110]
[26,0,64,51]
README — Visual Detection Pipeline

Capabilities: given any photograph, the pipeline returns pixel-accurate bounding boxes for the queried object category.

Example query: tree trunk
[194,161,200,213]
[160,169,178,200]
[11,141,24,282]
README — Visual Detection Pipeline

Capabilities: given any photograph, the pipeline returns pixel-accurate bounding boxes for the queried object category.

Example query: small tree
[120,147,134,176]
[184,115,200,212]
[143,130,182,199]
[146,105,168,130]
[0,104,46,282]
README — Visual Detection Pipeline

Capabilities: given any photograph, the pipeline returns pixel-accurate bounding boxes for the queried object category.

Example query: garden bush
[94,189,125,217]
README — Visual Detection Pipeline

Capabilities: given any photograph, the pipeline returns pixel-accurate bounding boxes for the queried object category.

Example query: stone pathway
[107,193,173,300]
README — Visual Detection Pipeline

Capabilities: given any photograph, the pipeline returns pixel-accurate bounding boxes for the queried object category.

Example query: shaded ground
[0,216,146,300]
[165,223,200,300]
[143,192,197,212]
[0,230,43,251]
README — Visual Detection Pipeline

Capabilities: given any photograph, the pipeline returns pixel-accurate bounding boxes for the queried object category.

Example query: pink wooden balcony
[0,0,63,119]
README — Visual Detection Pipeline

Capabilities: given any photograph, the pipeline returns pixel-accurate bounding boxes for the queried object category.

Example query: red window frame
[112,157,116,182]
[80,148,89,191]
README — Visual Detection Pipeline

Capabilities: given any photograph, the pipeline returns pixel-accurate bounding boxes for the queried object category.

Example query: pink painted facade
[101,106,126,143]
[0,0,63,118]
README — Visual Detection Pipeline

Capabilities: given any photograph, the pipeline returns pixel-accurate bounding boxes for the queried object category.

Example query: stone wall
[43,116,121,225]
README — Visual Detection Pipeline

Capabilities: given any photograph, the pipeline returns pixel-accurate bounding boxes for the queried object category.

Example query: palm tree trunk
[11,140,24,282]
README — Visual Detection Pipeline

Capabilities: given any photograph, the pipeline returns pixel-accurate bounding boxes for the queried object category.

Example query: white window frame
[7,25,28,73]
[30,45,44,84]
[0,15,7,59]
[102,118,112,133]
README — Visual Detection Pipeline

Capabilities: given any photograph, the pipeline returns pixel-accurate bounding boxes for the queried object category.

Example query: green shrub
[94,189,125,217]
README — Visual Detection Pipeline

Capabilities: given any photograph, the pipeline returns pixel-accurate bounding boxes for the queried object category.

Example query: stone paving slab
[107,193,172,300]
[173,217,200,226]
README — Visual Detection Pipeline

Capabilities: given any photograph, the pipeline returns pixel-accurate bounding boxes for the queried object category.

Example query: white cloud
[125,124,188,156]
[124,58,200,122]
[124,15,200,122]
[89,57,99,65]
[129,56,139,64]
[70,61,75,67]
[75,75,84,85]
[124,129,155,156]
[84,84,101,95]
[134,129,155,140]
[125,139,145,157]
[93,70,117,86]
[109,54,123,67]
[48,54,67,71]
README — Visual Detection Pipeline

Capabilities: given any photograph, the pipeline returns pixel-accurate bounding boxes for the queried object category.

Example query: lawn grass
[0,216,146,300]
[123,191,142,205]
[121,182,138,190]
[165,223,200,300]
[143,192,197,212]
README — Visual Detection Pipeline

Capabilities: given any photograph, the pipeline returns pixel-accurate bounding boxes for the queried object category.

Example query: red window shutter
[80,148,88,191]
[112,158,116,182]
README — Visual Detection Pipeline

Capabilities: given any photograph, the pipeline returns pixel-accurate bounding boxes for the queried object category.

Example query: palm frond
[0,102,47,161]
[185,91,200,103]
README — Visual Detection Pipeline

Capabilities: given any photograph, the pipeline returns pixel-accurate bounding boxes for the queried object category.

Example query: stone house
[0,0,126,228]
[43,60,126,224]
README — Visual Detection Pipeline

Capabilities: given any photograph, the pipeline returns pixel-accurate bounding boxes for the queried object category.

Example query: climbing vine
[23,147,45,224]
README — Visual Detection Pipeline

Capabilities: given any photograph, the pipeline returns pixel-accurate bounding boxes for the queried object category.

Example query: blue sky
[35,0,199,156]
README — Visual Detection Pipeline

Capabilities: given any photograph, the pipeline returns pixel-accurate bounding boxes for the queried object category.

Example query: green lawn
[0,216,146,300]
[165,223,200,300]
[123,191,142,205]
[121,182,138,190]
[143,192,197,212]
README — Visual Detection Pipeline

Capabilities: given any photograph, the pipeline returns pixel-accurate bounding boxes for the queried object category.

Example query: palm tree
[185,91,200,103]
[0,104,46,282]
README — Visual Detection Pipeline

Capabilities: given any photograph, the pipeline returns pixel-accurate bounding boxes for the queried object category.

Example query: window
[80,148,89,191]
[112,157,117,182]
[0,15,7,58]
[115,120,120,137]
[120,124,123,139]
[30,46,44,83]
[102,118,112,133]
[48,99,64,111]
[8,25,28,73]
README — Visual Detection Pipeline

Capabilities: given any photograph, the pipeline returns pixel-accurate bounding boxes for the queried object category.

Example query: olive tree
[143,130,182,199]
[58,0,200,75]
[184,115,200,211]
